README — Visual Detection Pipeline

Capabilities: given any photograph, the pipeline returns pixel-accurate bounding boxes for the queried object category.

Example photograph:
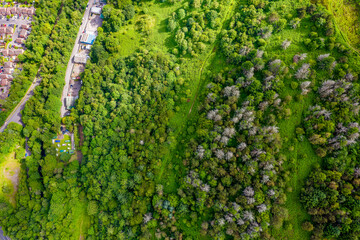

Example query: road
[0,227,10,240]
[0,77,41,133]
[60,0,94,118]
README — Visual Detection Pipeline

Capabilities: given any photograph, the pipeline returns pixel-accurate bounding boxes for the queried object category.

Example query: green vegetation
[53,134,73,154]
[1,0,360,239]
[0,123,24,207]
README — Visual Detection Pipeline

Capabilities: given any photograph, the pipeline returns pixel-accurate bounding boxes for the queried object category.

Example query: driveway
[60,0,94,117]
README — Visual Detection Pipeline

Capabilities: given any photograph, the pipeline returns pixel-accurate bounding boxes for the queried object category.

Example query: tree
[302,221,314,231]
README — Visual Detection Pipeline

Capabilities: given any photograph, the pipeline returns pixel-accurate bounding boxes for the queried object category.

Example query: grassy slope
[0,152,21,207]
[317,0,360,49]
[69,196,90,240]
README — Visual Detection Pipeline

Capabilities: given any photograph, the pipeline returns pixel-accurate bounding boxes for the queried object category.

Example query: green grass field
[53,134,73,154]
[0,152,20,207]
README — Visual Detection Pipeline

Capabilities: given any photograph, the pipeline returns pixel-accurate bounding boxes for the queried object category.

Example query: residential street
[60,0,94,117]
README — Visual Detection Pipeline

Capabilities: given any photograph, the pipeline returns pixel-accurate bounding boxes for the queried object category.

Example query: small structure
[21,24,29,30]
[0,8,6,16]
[0,79,7,86]
[19,29,27,38]
[4,68,13,74]
[1,49,9,56]
[91,7,102,15]
[5,27,13,35]
[27,8,35,15]
[14,49,24,56]
[65,96,79,110]
[15,38,24,44]
[4,62,13,68]
[80,32,96,45]
[73,54,87,64]
[21,8,28,15]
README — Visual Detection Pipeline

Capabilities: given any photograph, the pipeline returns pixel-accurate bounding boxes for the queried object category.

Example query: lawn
[68,196,90,240]
[53,134,73,155]
[0,152,20,207]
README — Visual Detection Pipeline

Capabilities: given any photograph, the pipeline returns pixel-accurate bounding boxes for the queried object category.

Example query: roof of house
[19,29,26,37]
[8,49,15,56]
[4,68,13,74]
[1,49,8,56]
[65,96,78,109]
[14,49,24,55]
[0,79,8,86]
[74,54,87,64]
[6,27,13,34]
[27,8,35,15]
[80,33,96,45]
[4,62,13,68]
[91,7,102,15]
[21,24,29,29]
[15,38,24,43]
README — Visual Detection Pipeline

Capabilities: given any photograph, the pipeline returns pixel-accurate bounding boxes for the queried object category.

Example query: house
[80,33,96,45]
[19,29,26,38]
[0,8,6,16]
[15,38,24,44]
[5,27,13,35]
[4,62,13,68]
[14,49,24,56]
[8,49,15,56]
[0,79,8,86]
[16,8,21,15]
[91,7,102,15]
[27,8,35,15]
[21,8,27,15]
[6,8,11,15]
[0,28,5,35]
[1,49,8,56]
[4,68,13,74]
[65,96,78,110]
[10,8,16,14]
[73,54,87,64]
[21,24,29,30]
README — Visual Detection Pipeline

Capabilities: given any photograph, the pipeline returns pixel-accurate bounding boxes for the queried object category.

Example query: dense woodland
[1,0,360,239]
